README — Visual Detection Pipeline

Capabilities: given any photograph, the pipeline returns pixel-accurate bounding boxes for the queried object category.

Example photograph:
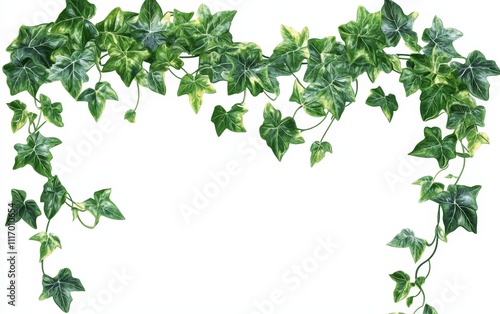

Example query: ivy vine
[3,0,499,312]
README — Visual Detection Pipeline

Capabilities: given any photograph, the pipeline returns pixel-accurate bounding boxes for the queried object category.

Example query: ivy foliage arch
[3,0,499,312]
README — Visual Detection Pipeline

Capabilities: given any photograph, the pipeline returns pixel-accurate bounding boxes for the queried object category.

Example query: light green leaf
[365,86,398,122]
[388,229,427,262]
[304,36,345,83]
[466,128,489,156]
[432,185,481,235]
[40,176,67,220]
[177,73,216,113]
[7,100,30,133]
[338,6,386,65]
[419,84,454,121]
[389,271,412,303]
[211,104,248,136]
[310,141,332,167]
[290,80,326,117]
[381,0,420,51]
[96,7,137,50]
[437,226,448,243]
[259,103,304,161]
[124,110,136,123]
[198,48,233,83]
[129,0,169,51]
[102,40,150,86]
[39,268,85,313]
[413,176,444,203]
[3,57,48,97]
[77,82,119,121]
[53,0,98,50]
[151,44,184,71]
[40,94,64,127]
[409,127,457,169]
[14,132,62,178]
[135,68,166,95]
[48,42,96,98]
[422,16,462,58]
[268,25,309,75]
[78,189,125,225]
[30,232,62,262]
[5,189,41,229]
[451,50,500,100]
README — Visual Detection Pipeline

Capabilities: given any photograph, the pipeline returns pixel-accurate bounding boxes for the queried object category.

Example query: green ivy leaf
[3,57,48,97]
[40,176,67,220]
[367,51,402,82]
[151,44,184,72]
[432,185,481,235]
[39,94,64,127]
[40,268,85,313]
[381,0,420,51]
[5,189,41,229]
[129,0,169,51]
[182,4,236,55]
[290,79,326,117]
[6,24,67,68]
[77,82,119,121]
[423,304,438,314]
[446,105,485,132]
[53,0,98,50]
[304,36,345,83]
[399,67,429,97]
[387,229,427,262]
[389,271,412,303]
[413,176,444,203]
[268,25,310,75]
[96,7,137,50]
[437,226,448,243]
[310,141,333,167]
[14,132,62,178]
[135,68,166,95]
[451,50,500,101]
[259,103,304,161]
[177,73,216,113]
[466,128,489,156]
[409,127,457,169]
[48,42,96,98]
[198,48,233,83]
[30,232,62,262]
[422,16,462,58]
[102,40,150,86]
[222,43,275,96]
[124,110,136,123]
[303,71,355,120]
[211,104,248,136]
[419,84,455,121]
[79,189,125,225]
[338,6,386,65]
[365,86,398,122]
[7,100,30,133]
[406,296,414,307]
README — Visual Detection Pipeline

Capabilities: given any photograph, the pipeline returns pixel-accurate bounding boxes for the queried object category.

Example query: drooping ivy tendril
[3,0,499,312]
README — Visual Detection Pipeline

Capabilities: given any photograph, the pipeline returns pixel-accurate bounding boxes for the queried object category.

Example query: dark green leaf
[387,229,427,262]
[135,68,166,95]
[177,73,216,113]
[366,51,402,82]
[423,304,438,314]
[124,110,136,123]
[365,86,398,122]
[222,43,275,96]
[422,16,462,58]
[338,6,386,65]
[432,185,481,235]
[466,128,489,156]
[48,42,96,98]
[303,71,355,120]
[40,94,64,127]
[14,132,62,178]
[268,25,309,75]
[406,296,414,307]
[3,57,48,97]
[389,271,412,303]
[40,176,67,220]
[182,4,236,55]
[290,80,326,117]
[413,176,445,203]
[102,40,150,86]
[399,67,429,97]
[7,100,30,133]
[419,84,455,121]
[129,0,169,51]
[40,268,85,313]
[310,141,332,167]
[78,189,125,224]
[259,103,304,161]
[30,232,62,262]
[409,127,457,169]
[211,104,248,136]
[53,0,98,50]
[96,8,137,50]
[198,48,233,83]
[77,82,118,121]
[6,24,67,68]
[381,0,420,51]
[451,50,500,100]
[5,189,41,229]
[446,105,485,131]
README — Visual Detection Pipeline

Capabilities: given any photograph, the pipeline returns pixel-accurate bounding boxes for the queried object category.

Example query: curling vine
[3,0,498,312]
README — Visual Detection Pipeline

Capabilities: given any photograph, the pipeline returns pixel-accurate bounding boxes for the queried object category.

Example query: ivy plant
[3,0,498,312]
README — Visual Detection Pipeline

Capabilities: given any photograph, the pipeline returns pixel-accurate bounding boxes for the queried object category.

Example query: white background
[1,0,499,313]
